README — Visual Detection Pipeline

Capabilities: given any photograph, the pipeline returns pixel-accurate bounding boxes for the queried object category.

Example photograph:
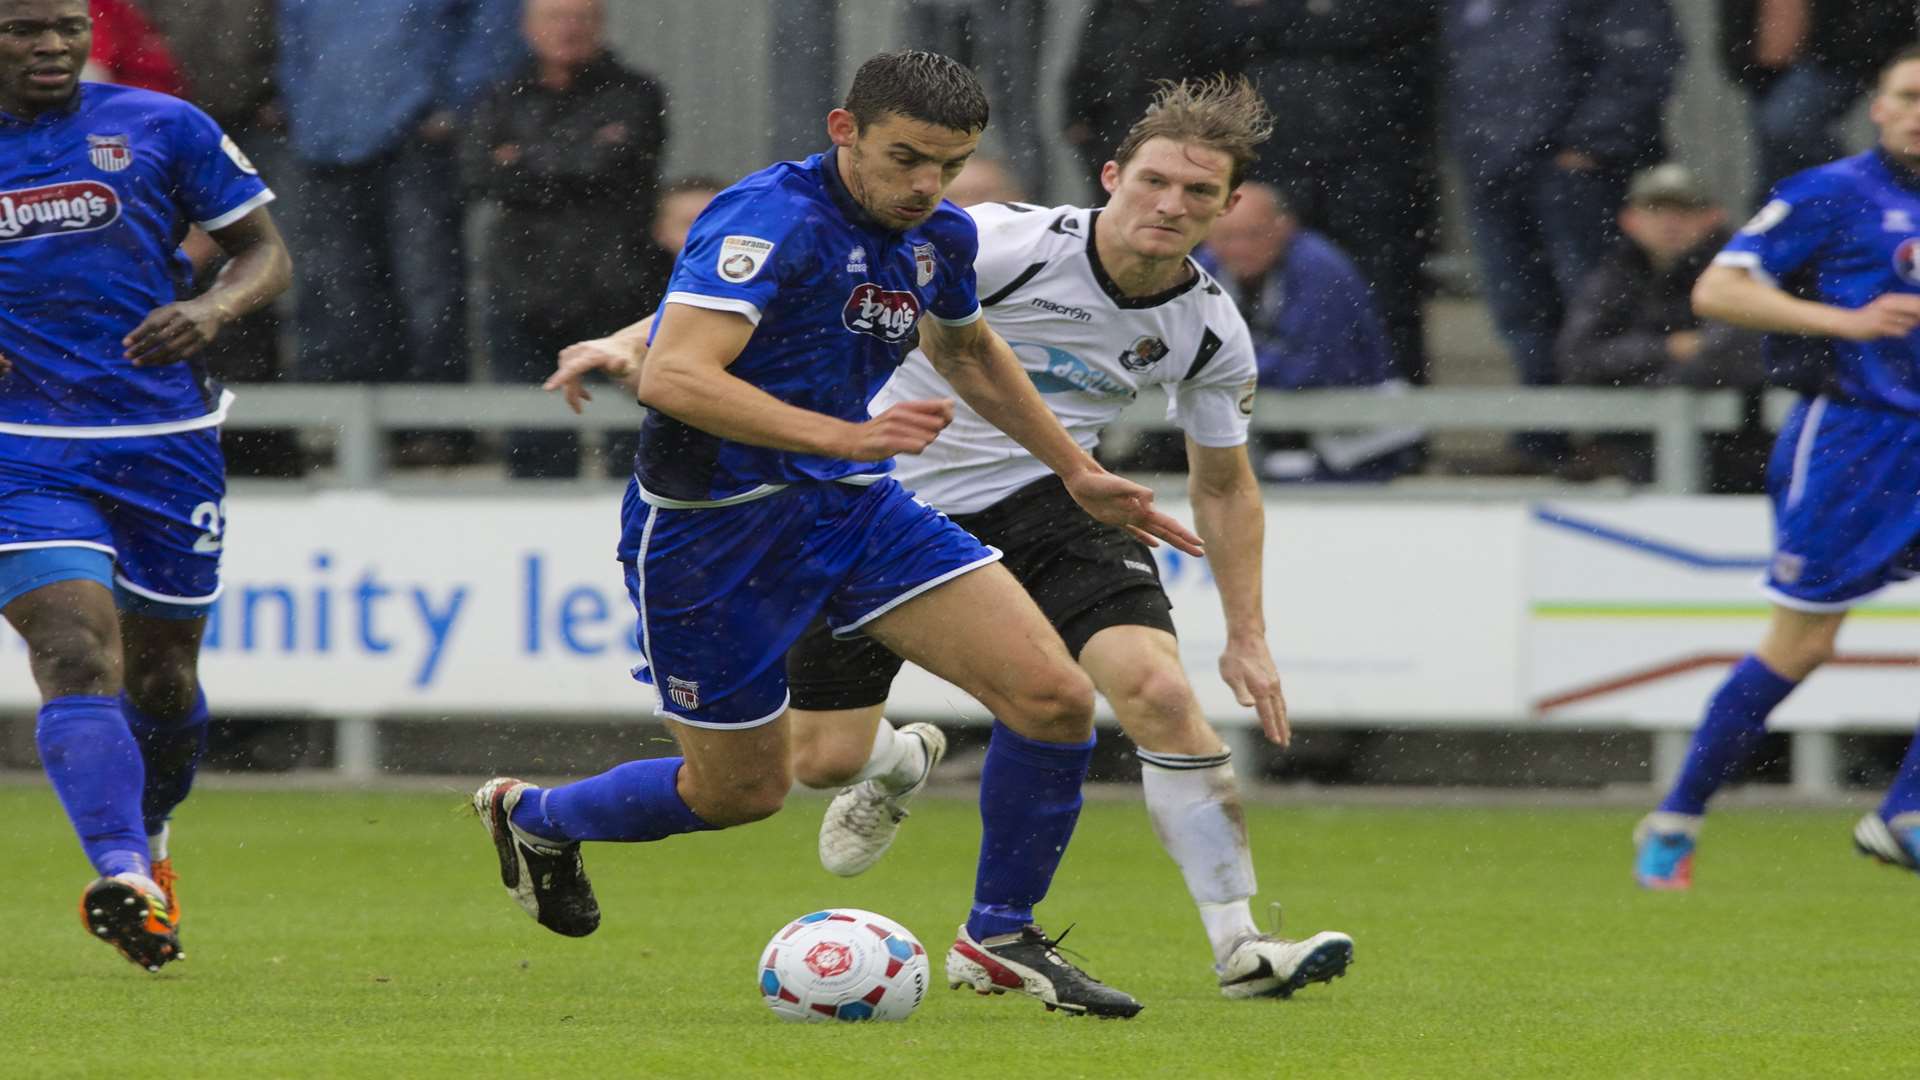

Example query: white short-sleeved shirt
[879,202,1258,514]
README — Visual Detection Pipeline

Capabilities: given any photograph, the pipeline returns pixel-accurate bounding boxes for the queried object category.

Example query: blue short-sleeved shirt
[1716,149,1920,416]
[636,149,982,505]
[0,83,274,431]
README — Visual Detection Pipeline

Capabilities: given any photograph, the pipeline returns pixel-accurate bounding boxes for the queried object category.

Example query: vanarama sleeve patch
[718,235,776,282]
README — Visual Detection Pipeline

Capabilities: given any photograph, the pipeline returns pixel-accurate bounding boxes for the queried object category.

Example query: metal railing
[226,384,1766,493]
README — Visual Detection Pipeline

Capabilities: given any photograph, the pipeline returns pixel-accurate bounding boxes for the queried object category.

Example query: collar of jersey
[1083,210,1204,310]
[1872,146,1920,193]
[0,82,84,128]
[818,147,904,237]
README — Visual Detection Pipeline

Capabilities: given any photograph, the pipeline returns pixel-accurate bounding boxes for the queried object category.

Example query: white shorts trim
[832,547,1004,639]
[113,573,223,606]
[663,292,763,326]
[0,539,117,557]
[0,389,234,439]
[929,304,984,327]
[659,691,791,730]
[633,502,662,711]
[196,188,276,232]
[1784,395,1827,510]
[1761,583,1864,614]
[635,480,790,509]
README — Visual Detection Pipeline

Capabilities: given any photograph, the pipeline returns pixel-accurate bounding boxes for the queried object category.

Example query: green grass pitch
[8,786,1920,1078]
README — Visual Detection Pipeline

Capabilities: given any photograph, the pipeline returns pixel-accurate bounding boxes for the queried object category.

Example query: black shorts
[786,474,1175,711]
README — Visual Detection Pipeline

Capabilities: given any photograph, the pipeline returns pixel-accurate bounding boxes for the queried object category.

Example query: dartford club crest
[87,133,133,173]
[1118,335,1170,372]
[666,675,700,711]
[913,242,936,287]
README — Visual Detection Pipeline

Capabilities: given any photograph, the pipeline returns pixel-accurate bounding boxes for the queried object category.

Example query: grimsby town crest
[87,133,133,173]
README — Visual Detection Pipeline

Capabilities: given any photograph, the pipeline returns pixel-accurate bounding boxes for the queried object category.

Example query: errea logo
[0,181,121,242]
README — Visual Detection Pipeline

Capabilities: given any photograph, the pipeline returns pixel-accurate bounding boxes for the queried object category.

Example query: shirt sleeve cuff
[928,304,983,327]
[663,291,764,326]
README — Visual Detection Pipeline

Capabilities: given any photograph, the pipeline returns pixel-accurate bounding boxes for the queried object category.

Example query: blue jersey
[1717,148,1920,416]
[0,84,273,431]
[636,149,982,505]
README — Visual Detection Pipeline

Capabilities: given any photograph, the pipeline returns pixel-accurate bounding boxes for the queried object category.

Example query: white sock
[847,719,926,792]
[1140,749,1260,967]
[148,822,169,862]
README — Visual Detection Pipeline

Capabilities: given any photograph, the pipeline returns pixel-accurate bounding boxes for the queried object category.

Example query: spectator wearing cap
[466,0,666,479]
[1183,182,1423,482]
[1554,164,1770,489]
[1719,0,1918,194]
[1441,0,1685,423]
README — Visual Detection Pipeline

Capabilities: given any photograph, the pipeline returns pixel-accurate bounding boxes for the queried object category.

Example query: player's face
[1872,60,1920,163]
[829,108,980,231]
[0,0,89,119]
[1100,138,1238,261]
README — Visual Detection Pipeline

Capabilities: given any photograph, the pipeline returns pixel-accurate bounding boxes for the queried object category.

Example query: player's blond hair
[1112,76,1275,190]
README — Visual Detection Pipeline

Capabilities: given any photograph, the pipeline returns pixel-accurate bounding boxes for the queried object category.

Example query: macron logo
[1029,296,1092,322]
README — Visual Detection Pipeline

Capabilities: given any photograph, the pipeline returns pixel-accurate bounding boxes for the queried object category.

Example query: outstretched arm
[919,316,1204,556]
[124,207,292,366]
[545,314,657,412]
[638,303,953,461]
[1187,439,1287,746]
[1693,263,1920,340]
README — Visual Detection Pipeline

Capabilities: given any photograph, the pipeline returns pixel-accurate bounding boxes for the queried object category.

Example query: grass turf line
[8,788,1920,1078]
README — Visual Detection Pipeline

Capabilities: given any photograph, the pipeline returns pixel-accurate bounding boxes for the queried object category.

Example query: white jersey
[878,202,1258,514]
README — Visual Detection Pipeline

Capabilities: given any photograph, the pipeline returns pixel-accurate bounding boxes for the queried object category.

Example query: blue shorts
[0,429,226,614]
[619,477,1000,728]
[1765,396,1920,610]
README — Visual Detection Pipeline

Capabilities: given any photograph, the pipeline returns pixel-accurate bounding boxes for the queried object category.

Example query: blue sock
[1659,656,1798,816]
[967,721,1095,941]
[121,689,210,837]
[509,757,715,843]
[36,695,150,879]
[1878,729,1920,821]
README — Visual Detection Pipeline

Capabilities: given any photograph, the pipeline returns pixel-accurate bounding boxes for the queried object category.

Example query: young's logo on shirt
[86,133,133,174]
[0,181,121,242]
[718,234,775,283]
[1118,335,1169,372]
[913,241,937,287]
[842,283,922,342]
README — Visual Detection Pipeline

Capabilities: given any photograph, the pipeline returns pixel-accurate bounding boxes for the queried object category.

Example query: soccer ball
[757,909,929,1022]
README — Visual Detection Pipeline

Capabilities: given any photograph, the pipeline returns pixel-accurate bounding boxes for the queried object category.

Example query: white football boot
[818,722,946,877]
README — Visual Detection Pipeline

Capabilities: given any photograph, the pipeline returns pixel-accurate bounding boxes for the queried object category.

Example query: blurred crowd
[89,0,1920,489]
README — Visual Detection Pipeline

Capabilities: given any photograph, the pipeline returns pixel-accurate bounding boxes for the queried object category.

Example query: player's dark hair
[1112,76,1275,190]
[843,50,990,135]
[1880,43,1920,88]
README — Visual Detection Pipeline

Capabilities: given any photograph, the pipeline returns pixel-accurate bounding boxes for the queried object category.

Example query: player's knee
[791,729,868,789]
[1006,665,1095,740]
[124,663,199,721]
[1112,666,1202,747]
[26,621,120,696]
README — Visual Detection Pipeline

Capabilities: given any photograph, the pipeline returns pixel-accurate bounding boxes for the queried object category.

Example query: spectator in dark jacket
[279,0,522,389]
[1555,164,1769,489]
[1063,0,1226,195]
[1443,0,1684,412]
[148,0,298,476]
[467,0,666,479]
[1197,183,1422,482]
[1199,0,1441,385]
[1719,0,1917,193]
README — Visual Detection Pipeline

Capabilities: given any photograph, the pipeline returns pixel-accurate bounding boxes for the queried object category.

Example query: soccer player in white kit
[783,77,1354,1000]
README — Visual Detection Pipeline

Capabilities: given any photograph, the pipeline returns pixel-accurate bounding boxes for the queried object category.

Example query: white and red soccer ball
[758,909,928,1022]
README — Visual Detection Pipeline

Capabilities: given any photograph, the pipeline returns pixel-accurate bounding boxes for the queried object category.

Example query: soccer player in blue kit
[0,0,291,970]
[476,51,1200,1017]
[1635,45,1920,889]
